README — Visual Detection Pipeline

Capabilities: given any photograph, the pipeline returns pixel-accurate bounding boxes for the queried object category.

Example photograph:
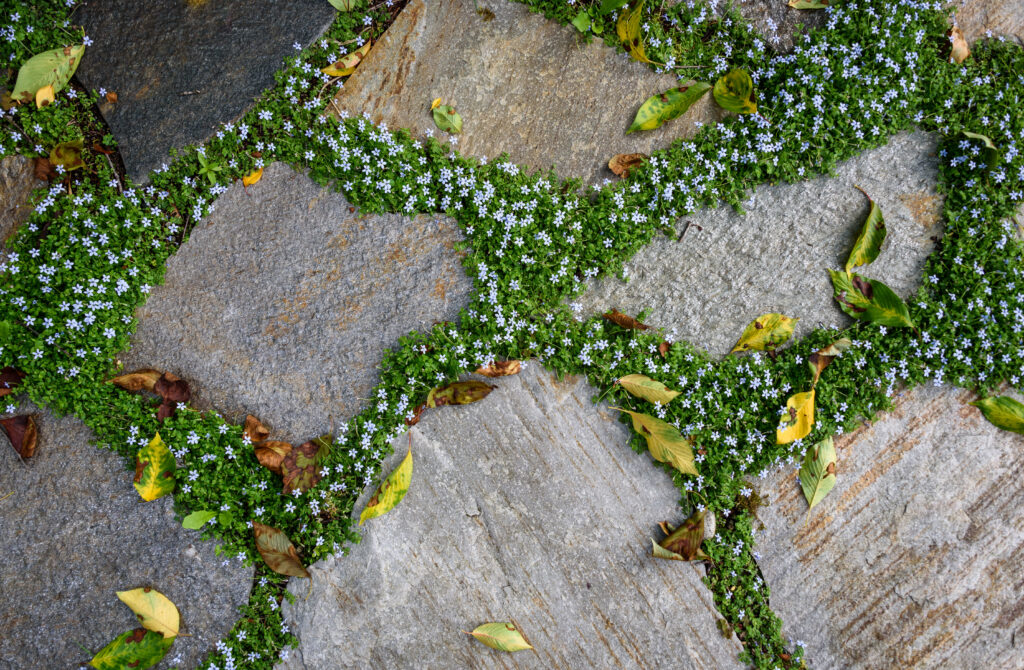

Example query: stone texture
[956,0,1024,43]
[279,365,743,670]
[575,131,942,358]
[0,155,38,246]
[753,385,1024,670]
[729,0,828,52]
[75,0,336,182]
[0,403,252,670]
[125,162,471,442]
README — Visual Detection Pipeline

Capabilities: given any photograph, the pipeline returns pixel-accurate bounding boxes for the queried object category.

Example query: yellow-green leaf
[652,510,708,561]
[89,628,172,670]
[615,408,697,475]
[49,137,85,171]
[253,522,311,578]
[617,374,680,405]
[970,396,1024,434]
[799,436,837,509]
[787,0,832,8]
[776,389,815,444]
[427,381,495,407]
[730,313,798,353]
[133,433,176,502]
[712,68,756,114]
[465,622,533,652]
[828,270,914,328]
[616,1,652,64]
[328,0,361,10]
[627,82,711,134]
[181,510,216,530]
[359,447,413,525]
[116,588,180,638]
[432,104,463,134]
[845,187,887,272]
[321,40,372,77]
[12,45,86,104]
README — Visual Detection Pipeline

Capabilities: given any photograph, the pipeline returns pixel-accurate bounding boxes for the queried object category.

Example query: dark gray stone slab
[0,403,253,670]
[0,155,37,246]
[74,0,336,182]
[124,162,471,442]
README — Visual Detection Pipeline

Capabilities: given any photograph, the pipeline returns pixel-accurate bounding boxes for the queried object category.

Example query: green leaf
[465,622,533,652]
[599,0,629,13]
[652,510,709,561]
[116,588,180,638]
[0,320,10,345]
[799,436,837,510]
[12,44,86,104]
[49,137,85,171]
[962,130,995,150]
[181,510,216,530]
[787,0,833,8]
[616,1,651,64]
[432,105,463,134]
[133,433,176,502]
[777,389,815,444]
[617,374,680,405]
[89,628,173,670]
[571,9,592,32]
[359,447,413,525]
[627,82,712,134]
[327,0,361,10]
[614,408,697,475]
[730,313,798,353]
[970,396,1024,434]
[426,381,495,407]
[712,69,756,114]
[253,522,311,578]
[828,270,914,328]
[962,131,998,170]
[846,187,887,272]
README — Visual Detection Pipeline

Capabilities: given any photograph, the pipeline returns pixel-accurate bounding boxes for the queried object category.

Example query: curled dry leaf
[154,372,190,423]
[602,309,649,331]
[658,341,671,358]
[405,403,425,426]
[1,414,38,458]
[617,373,680,405]
[731,313,797,353]
[474,360,522,377]
[253,522,311,578]
[108,368,162,393]
[948,26,970,64]
[616,0,652,64]
[652,509,709,561]
[255,440,292,476]
[88,627,173,670]
[359,446,413,525]
[133,433,176,501]
[608,153,647,178]
[426,381,495,407]
[49,137,85,171]
[244,414,271,443]
[808,336,852,387]
[104,91,118,103]
[776,389,815,445]
[241,167,263,186]
[281,436,331,494]
[116,587,180,638]
[0,366,26,397]
[465,622,533,652]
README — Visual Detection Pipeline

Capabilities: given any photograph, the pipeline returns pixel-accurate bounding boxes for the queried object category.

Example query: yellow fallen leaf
[321,40,372,77]
[116,587,180,638]
[242,167,263,186]
[430,97,442,110]
[776,389,815,444]
[359,447,413,525]
[35,84,54,108]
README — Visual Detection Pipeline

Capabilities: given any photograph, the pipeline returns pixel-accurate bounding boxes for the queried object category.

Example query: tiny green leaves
[846,188,886,272]
[627,82,712,134]
[731,313,798,353]
[89,628,173,670]
[116,588,180,638]
[359,447,413,525]
[799,436,837,510]
[615,409,697,475]
[133,433,176,502]
[432,104,463,134]
[253,522,311,578]
[181,510,217,530]
[465,622,534,652]
[12,44,86,106]
[652,510,708,561]
[713,69,756,114]
[970,396,1024,434]
[777,390,815,444]
[617,374,680,405]
[828,270,914,328]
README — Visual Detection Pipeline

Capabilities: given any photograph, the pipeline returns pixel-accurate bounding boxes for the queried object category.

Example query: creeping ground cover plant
[2,0,1024,667]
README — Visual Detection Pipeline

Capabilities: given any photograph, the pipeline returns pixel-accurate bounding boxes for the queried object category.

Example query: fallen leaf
[731,313,798,353]
[359,446,413,525]
[33,157,56,181]
[432,104,463,134]
[962,130,999,170]
[244,414,271,443]
[405,403,425,426]
[241,167,263,186]
[799,436,837,510]
[35,84,54,108]
[133,433,176,502]
[181,510,217,529]
[92,142,115,155]
[0,366,26,397]
[627,82,711,134]
[253,522,311,578]
[254,440,292,475]
[321,40,372,77]
[1,414,38,458]
[88,628,173,670]
[658,341,671,358]
[105,91,118,103]
[787,0,830,7]
[970,396,1024,434]
[426,381,495,407]
[281,437,330,494]
[652,509,709,561]
[12,45,86,104]
[153,372,190,423]
[615,408,697,475]
[712,68,757,114]
[846,187,886,272]
[474,360,522,377]
[828,270,915,328]
[327,0,360,10]
[776,390,815,444]
[49,137,85,171]
[616,0,652,64]
[108,369,162,393]
[116,588,179,638]
[465,622,533,652]
[602,309,650,330]
[948,25,970,64]
[608,152,648,177]
[430,97,442,110]
[617,374,680,405]
[476,6,495,20]
[808,337,852,387]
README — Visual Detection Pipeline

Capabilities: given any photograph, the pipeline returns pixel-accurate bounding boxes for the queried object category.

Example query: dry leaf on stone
[108,368,162,393]
[359,446,413,525]
[799,436,837,510]
[253,522,311,578]
[133,433,176,501]
[88,628,173,670]
[1,414,38,458]
[321,40,372,77]
[776,390,815,445]
[713,68,757,114]
[948,26,970,64]
[808,337,852,387]
[627,82,711,134]
[464,622,534,652]
[474,360,522,377]
[970,396,1024,434]
[0,366,26,397]
[608,153,647,177]
[116,587,180,638]
[602,309,650,330]
[615,408,697,475]
[255,440,292,476]
[244,414,271,443]
[104,91,118,103]
[281,437,330,494]
[731,313,797,353]
[652,509,709,561]
[617,374,680,405]
[241,167,263,186]
[426,381,495,407]
[846,187,887,272]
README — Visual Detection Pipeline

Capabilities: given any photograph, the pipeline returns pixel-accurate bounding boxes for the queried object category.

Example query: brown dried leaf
[654,509,709,561]
[281,439,329,494]
[474,360,522,377]
[603,309,650,331]
[0,367,26,397]
[1,414,38,458]
[405,403,425,427]
[108,368,162,393]
[658,341,671,359]
[105,91,118,103]
[426,381,496,408]
[33,157,56,181]
[608,153,648,178]
[154,372,190,404]
[254,440,292,476]
[949,26,970,64]
[253,522,311,578]
[244,414,271,443]
[808,337,852,387]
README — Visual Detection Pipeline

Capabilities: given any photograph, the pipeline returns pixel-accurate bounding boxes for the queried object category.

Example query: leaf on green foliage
[828,270,914,328]
[281,436,330,494]
[846,187,886,272]
[652,510,708,561]
[962,131,998,170]
[730,313,797,353]
[12,45,85,105]
[787,0,832,8]
[359,446,412,525]
[799,436,837,510]
[253,522,311,578]
[181,510,217,530]
[328,0,360,10]
[116,588,179,638]
[808,337,852,387]
[321,40,372,77]
[608,152,648,177]
[712,68,756,114]
[432,104,463,134]
[427,381,495,408]
[89,628,172,670]
[616,1,652,64]
[627,82,711,134]
[970,396,1024,434]
[133,433,176,502]
[615,408,697,475]
[617,374,680,405]
[49,138,85,171]
[776,389,815,444]
[464,622,533,652]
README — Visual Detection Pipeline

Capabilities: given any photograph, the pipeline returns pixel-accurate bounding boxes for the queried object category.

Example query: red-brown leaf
[1,414,38,458]
[244,414,271,443]
[603,309,650,331]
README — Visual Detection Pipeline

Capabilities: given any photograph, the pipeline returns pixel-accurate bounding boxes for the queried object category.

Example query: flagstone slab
[752,385,1024,669]
[124,162,471,442]
[74,0,336,183]
[574,131,942,358]
[278,365,744,670]
[0,155,37,245]
[957,0,1024,43]
[0,403,252,670]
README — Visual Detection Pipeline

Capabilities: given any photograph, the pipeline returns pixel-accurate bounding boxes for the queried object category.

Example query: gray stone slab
[124,162,471,442]
[0,403,252,669]
[279,365,744,670]
[575,131,942,358]
[752,385,1024,669]
[729,0,828,52]
[957,0,1024,43]
[75,0,336,182]
[0,155,37,246]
